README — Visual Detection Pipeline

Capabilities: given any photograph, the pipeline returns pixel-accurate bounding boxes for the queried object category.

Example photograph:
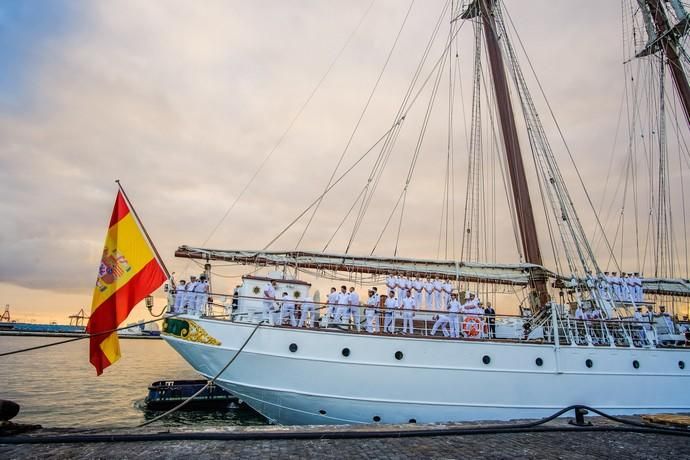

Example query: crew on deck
[348,286,361,332]
[365,289,378,333]
[335,286,350,324]
[448,292,461,338]
[263,280,277,324]
[280,292,297,327]
[401,291,416,334]
[297,295,315,328]
[384,290,398,333]
[172,279,186,313]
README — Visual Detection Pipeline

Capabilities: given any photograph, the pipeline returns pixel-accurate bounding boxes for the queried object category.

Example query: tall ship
[159,0,690,425]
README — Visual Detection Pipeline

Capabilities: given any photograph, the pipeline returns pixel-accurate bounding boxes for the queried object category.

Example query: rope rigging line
[594,55,656,270]
[262,123,402,251]
[294,0,415,251]
[442,2,458,260]
[195,0,377,251]
[460,19,483,265]
[267,7,468,254]
[392,26,453,257]
[501,10,595,282]
[501,2,619,278]
[321,184,369,252]
[346,0,452,255]
[323,1,465,257]
[672,82,690,277]
[370,188,405,255]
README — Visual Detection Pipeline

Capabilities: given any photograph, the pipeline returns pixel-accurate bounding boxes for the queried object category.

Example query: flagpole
[115,179,171,280]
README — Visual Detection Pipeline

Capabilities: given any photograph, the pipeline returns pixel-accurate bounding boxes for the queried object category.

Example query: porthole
[395,351,404,360]
[342,347,351,357]
[373,416,381,422]
[289,343,298,353]
[679,361,686,370]
[482,355,491,365]
[535,357,543,367]
[585,359,593,368]
[632,360,640,369]
[408,418,417,424]
[319,409,326,415]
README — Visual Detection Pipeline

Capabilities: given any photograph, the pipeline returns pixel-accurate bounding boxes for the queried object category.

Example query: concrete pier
[1,415,689,459]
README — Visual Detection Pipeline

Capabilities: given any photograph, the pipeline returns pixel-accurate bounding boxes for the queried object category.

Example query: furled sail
[642,278,690,297]
[175,246,551,286]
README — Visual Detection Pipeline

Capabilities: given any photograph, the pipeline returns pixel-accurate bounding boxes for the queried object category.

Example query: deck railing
[165,291,687,348]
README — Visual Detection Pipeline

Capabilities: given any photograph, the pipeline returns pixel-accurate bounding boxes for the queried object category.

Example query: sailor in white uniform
[603,272,613,300]
[262,280,277,324]
[185,276,197,314]
[384,290,398,333]
[623,273,634,303]
[448,292,461,338]
[335,286,350,325]
[658,305,675,334]
[413,278,423,307]
[272,292,284,325]
[423,278,434,308]
[597,273,611,302]
[372,287,381,332]
[173,279,186,313]
[611,272,622,301]
[431,313,450,337]
[396,276,407,300]
[386,275,396,299]
[632,306,648,343]
[348,287,361,332]
[280,292,297,327]
[634,273,643,301]
[365,289,377,333]
[401,291,416,334]
[187,277,197,315]
[194,275,209,316]
[433,278,443,310]
[324,287,338,327]
[632,306,644,323]
[298,296,315,328]
[441,280,452,308]
[575,304,585,320]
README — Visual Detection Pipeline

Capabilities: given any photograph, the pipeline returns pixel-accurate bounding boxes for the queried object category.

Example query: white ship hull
[163,316,690,425]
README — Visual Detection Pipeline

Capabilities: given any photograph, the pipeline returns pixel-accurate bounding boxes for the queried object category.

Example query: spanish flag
[86,189,167,375]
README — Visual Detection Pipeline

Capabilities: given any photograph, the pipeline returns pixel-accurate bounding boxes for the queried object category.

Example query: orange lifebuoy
[462,316,482,337]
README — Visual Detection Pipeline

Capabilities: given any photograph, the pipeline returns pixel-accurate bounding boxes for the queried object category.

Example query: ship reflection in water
[0,336,268,428]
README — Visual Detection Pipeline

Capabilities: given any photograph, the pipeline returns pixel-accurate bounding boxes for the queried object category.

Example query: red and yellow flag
[86,190,167,375]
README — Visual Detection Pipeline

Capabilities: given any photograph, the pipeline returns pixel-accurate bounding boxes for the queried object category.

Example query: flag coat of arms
[87,189,167,375]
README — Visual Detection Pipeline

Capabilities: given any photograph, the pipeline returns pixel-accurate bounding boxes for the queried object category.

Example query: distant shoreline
[0,331,161,339]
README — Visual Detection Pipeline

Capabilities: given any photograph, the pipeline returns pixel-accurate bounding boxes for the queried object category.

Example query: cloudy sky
[1,0,686,323]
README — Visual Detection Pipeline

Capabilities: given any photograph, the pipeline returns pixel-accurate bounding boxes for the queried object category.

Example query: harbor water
[0,336,267,429]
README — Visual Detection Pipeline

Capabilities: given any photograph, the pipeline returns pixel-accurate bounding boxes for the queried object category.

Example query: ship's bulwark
[163,316,690,425]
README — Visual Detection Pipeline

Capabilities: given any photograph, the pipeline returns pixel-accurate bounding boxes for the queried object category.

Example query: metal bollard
[568,407,592,427]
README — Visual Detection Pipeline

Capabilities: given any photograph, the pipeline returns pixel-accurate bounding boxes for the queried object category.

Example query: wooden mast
[643,0,690,123]
[646,0,690,121]
[463,0,547,301]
